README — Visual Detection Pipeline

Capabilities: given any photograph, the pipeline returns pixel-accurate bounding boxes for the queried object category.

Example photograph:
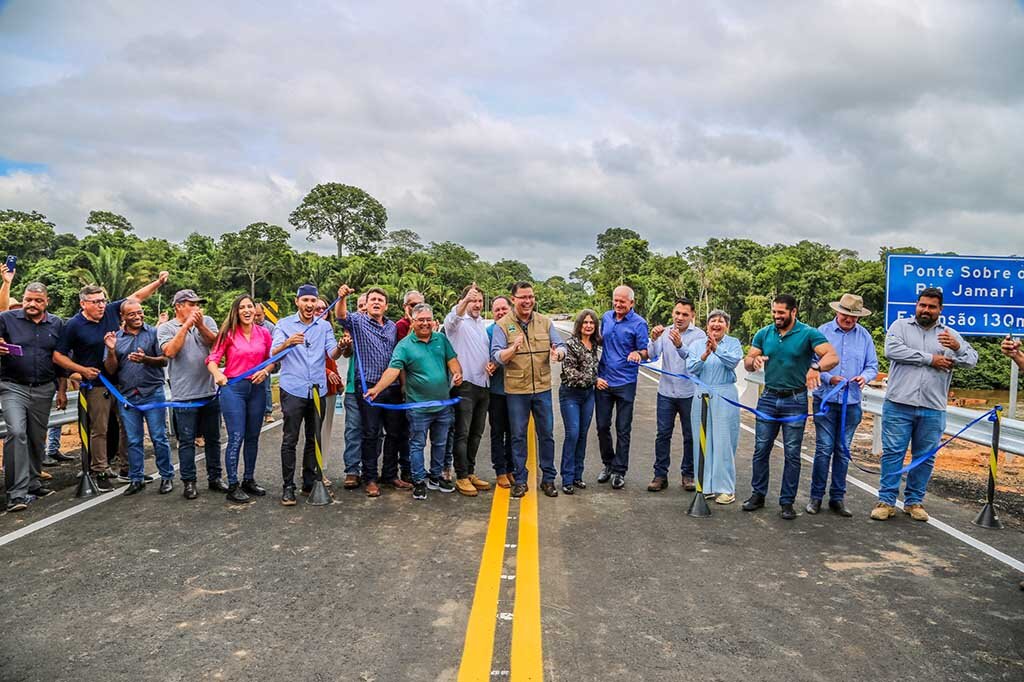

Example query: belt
[3,378,56,388]
[764,387,806,398]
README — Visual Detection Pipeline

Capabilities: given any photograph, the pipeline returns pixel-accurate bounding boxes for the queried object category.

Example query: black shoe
[805,499,821,515]
[29,486,55,498]
[427,476,455,493]
[401,472,413,484]
[41,456,61,467]
[94,476,113,493]
[226,484,251,503]
[299,486,312,497]
[742,493,765,511]
[573,480,587,490]
[6,497,30,512]
[115,468,130,483]
[123,481,145,496]
[412,482,427,500]
[51,452,77,462]
[511,483,528,498]
[280,486,296,506]
[540,482,558,498]
[780,504,797,520]
[142,474,155,483]
[241,480,266,496]
[183,481,198,500]
[561,484,575,495]
[208,479,230,493]
[829,500,853,517]
[610,473,625,489]
[159,479,173,495]
[597,467,612,484]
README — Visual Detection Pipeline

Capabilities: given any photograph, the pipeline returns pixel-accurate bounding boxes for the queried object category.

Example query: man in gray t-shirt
[157,289,228,498]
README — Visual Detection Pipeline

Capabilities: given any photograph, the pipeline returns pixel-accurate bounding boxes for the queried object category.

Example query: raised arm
[128,271,169,302]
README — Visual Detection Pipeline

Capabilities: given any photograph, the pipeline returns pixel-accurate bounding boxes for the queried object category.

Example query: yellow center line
[458,467,512,681]
[511,417,543,680]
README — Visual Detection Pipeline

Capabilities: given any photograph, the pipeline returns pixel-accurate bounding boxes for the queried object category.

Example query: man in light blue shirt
[808,293,879,517]
[272,284,344,501]
[646,297,706,491]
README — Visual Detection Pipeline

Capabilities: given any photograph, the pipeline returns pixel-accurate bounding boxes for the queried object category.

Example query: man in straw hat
[806,293,878,517]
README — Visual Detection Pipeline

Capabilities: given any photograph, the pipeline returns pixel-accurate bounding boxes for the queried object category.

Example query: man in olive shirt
[742,294,837,520]
[365,303,463,500]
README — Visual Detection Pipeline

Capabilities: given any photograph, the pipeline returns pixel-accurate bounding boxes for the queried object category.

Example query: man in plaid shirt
[335,284,412,498]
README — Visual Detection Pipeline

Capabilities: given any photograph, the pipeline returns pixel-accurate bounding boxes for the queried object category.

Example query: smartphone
[3,255,14,272]
[1,342,24,356]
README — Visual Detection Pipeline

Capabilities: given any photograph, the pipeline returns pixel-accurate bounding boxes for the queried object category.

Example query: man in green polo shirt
[741,294,838,520]
[365,303,463,500]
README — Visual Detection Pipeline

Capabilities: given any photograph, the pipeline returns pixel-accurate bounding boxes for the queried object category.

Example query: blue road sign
[886,254,1024,337]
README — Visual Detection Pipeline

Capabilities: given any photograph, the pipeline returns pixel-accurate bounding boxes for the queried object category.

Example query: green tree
[86,210,134,234]
[72,246,141,301]
[383,228,424,254]
[219,223,293,298]
[289,183,388,258]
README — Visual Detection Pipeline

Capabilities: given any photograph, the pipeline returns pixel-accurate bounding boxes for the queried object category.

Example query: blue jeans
[264,377,273,415]
[408,408,454,482]
[558,386,594,483]
[595,381,637,474]
[810,397,862,502]
[343,392,362,475]
[118,388,174,482]
[173,397,223,482]
[220,380,266,485]
[507,391,557,484]
[45,425,61,457]
[750,389,808,506]
[653,394,694,479]
[879,399,946,506]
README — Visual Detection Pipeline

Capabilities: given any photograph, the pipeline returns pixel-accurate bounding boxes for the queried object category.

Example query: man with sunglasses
[53,273,169,488]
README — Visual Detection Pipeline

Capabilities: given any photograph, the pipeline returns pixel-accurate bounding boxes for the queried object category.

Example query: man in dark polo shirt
[742,294,837,520]
[52,272,169,487]
[0,282,68,511]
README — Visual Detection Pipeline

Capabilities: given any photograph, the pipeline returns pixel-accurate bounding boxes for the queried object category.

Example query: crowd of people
[2,256,1017,523]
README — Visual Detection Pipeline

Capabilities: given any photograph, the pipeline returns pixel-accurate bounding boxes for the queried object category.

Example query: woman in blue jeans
[206,295,273,503]
[558,309,601,494]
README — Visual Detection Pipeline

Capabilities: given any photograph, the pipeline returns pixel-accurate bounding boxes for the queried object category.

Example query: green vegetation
[1,191,1014,389]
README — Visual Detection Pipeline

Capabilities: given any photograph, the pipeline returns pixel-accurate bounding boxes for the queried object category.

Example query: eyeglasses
[413,317,433,323]
[84,298,107,305]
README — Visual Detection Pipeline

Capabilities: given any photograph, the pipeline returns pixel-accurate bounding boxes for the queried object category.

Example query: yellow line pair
[458,419,543,681]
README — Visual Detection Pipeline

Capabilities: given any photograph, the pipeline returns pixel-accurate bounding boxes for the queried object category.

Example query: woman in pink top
[206,295,272,503]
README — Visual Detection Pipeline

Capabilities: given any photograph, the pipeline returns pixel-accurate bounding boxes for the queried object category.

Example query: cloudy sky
[2,1,1023,277]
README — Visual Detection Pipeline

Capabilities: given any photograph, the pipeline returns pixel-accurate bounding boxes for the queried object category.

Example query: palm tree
[72,246,141,300]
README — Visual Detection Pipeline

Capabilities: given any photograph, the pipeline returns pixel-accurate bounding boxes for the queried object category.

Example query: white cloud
[1,0,1023,276]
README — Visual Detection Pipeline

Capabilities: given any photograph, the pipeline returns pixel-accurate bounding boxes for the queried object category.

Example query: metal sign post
[1010,361,1019,420]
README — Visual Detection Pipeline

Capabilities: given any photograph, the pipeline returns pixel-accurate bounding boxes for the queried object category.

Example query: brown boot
[647,477,668,492]
[870,502,896,520]
[495,473,512,489]
[905,504,929,522]
[343,474,361,489]
[389,478,413,490]
[365,481,381,498]
[455,478,478,497]
[468,474,491,491]
[681,475,695,491]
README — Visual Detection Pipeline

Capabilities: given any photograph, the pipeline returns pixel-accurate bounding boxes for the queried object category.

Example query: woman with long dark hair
[206,295,273,503]
[558,308,601,494]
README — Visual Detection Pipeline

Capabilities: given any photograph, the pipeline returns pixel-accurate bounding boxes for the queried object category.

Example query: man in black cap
[158,289,228,499]
[271,284,345,506]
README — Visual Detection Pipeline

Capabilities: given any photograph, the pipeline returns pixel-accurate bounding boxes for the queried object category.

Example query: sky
[2,1,1023,278]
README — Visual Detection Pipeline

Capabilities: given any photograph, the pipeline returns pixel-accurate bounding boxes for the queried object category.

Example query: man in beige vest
[490,281,566,498]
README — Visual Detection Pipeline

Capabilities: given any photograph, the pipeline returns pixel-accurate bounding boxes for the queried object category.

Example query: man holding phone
[0,281,67,512]
[0,256,15,312]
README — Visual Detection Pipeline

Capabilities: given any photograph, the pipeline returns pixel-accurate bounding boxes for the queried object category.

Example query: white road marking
[639,367,1024,574]
[0,420,283,547]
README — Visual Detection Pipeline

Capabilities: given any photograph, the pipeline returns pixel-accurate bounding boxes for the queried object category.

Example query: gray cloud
[2,0,1023,276]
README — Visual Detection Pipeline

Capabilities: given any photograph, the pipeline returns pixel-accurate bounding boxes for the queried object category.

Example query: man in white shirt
[444,284,492,496]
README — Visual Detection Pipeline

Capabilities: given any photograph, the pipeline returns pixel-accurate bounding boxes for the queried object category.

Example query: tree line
[1,184,1014,390]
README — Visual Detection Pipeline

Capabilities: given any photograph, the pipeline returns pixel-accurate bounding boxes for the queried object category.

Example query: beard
[915,312,936,326]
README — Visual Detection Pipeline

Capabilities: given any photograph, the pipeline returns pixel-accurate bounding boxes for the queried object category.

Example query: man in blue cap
[271,284,345,506]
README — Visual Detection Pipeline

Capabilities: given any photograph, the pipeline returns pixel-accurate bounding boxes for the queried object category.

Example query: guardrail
[0,390,80,439]
[742,373,1022,459]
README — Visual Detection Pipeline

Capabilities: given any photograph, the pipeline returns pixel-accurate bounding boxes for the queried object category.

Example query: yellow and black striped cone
[75,389,102,498]
[973,409,1003,529]
[307,387,333,506]
[687,394,712,518]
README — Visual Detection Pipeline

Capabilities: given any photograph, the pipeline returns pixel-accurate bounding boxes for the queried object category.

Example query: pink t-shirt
[206,325,272,378]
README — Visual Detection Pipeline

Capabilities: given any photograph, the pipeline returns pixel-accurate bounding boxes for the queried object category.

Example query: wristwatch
[809,362,821,372]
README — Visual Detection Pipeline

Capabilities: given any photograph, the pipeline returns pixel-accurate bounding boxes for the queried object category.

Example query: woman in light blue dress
[687,310,743,504]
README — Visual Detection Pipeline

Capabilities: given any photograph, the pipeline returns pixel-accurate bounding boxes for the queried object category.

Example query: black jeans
[453,382,490,479]
[357,384,405,483]
[595,381,638,474]
[388,411,411,479]
[653,394,694,479]
[488,392,514,476]
[280,389,322,490]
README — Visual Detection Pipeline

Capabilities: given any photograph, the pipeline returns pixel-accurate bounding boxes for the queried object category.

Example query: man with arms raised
[871,288,977,522]
[742,294,837,520]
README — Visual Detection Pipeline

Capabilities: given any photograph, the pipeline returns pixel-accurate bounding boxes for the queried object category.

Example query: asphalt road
[1,369,1023,681]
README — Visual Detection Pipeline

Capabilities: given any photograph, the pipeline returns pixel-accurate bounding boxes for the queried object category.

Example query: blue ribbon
[89,297,342,411]
[348,309,461,412]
